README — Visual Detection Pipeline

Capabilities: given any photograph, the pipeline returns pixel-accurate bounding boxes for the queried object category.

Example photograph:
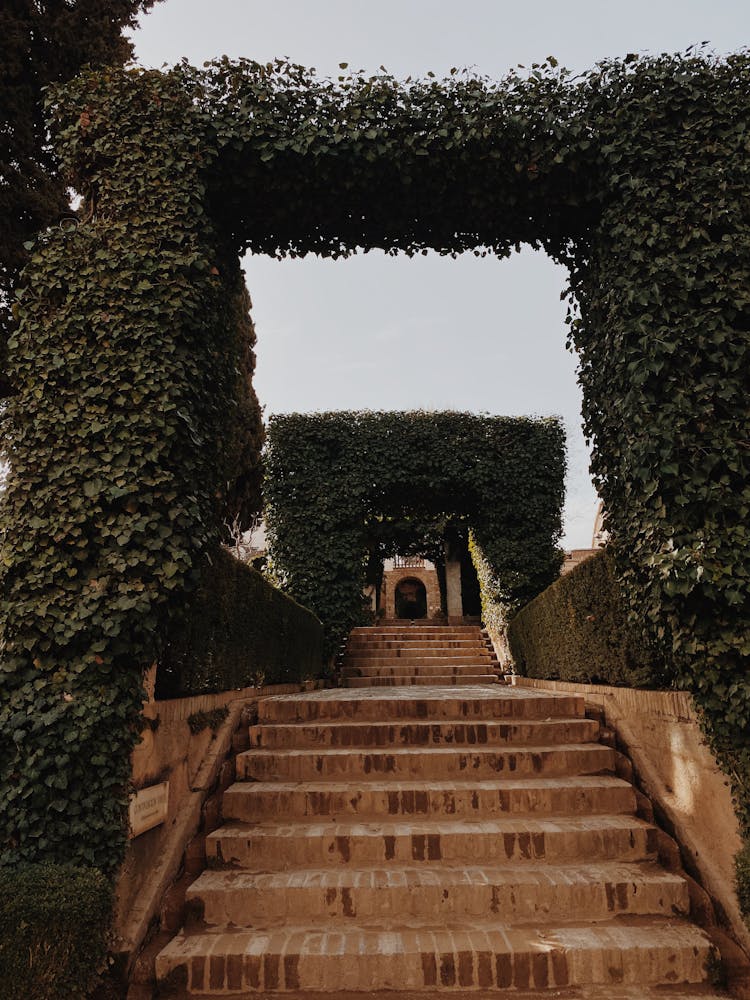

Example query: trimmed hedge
[265,410,565,655]
[0,863,112,1000]
[155,547,325,698]
[508,549,670,688]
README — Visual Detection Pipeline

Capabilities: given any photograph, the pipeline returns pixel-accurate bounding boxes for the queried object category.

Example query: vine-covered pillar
[569,59,750,836]
[0,67,260,872]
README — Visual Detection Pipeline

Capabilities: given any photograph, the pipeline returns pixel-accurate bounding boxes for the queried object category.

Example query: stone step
[341,663,497,684]
[346,639,488,650]
[257,688,585,723]
[247,717,602,750]
[222,776,636,822]
[181,991,731,1000]
[207,815,658,869]
[155,919,714,994]
[341,665,496,679]
[343,655,494,668]
[189,861,688,926]
[344,673,498,688]
[237,742,615,781]
[345,646,492,658]
[350,626,482,634]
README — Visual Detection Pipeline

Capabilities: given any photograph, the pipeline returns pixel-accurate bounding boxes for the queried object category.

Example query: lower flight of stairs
[340,623,500,687]
[155,627,736,998]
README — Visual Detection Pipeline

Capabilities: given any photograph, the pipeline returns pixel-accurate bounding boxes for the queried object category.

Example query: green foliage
[0,68,263,875]
[265,410,566,654]
[508,549,670,688]
[187,706,229,735]
[157,548,325,698]
[736,843,750,921]
[0,862,112,1000]
[0,0,162,391]
[5,50,750,911]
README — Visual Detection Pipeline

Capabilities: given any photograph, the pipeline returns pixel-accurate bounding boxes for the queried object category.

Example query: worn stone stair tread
[209,812,656,839]
[342,664,495,674]
[247,718,602,749]
[155,919,714,992]
[222,775,636,820]
[207,814,658,868]
[259,685,582,707]
[343,675,499,687]
[345,658,496,666]
[237,743,615,779]
[184,987,732,1000]
[228,773,631,788]
[188,860,689,925]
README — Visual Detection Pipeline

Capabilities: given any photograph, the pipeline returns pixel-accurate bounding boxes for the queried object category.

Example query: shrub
[265,410,565,655]
[0,863,112,1000]
[155,548,325,698]
[508,549,671,688]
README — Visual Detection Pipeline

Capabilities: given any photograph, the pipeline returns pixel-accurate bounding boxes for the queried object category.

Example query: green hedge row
[155,547,325,698]
[265,410,565,656]
[508,550,670,688]
[0,863,112,1000]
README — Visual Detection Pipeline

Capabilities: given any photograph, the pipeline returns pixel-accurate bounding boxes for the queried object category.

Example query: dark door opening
[395,578,427,619]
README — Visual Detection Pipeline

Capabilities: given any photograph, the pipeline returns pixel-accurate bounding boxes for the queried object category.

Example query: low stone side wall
[114,675,322,968]
[513,676,748,953]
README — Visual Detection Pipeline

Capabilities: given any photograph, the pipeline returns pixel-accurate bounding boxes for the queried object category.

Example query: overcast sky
[131,2,749,548]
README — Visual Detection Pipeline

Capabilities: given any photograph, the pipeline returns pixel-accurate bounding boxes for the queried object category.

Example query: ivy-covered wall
[0,69,263,873]
[1,52,748,904]
[264,410,566,653]
[508,550,670,689]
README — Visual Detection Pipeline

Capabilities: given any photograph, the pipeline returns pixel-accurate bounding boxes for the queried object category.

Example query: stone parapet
[512,675,748,956]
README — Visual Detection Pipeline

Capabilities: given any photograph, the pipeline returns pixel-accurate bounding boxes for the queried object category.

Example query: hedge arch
[264,410,566,653]
[1,52,749,895]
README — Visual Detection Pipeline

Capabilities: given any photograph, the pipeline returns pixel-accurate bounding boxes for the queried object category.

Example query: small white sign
[129,780,169,838]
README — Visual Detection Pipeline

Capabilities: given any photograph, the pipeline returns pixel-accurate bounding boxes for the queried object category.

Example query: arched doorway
[394,577,427,619]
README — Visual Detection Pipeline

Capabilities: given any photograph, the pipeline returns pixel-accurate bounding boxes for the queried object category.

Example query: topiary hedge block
[508,549,670,689]
[155,547,325,698]
[0,863,112,1000]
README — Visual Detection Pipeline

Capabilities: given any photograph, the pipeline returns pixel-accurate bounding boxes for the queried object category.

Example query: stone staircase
[155,626,732,998]
[340,623,500,687]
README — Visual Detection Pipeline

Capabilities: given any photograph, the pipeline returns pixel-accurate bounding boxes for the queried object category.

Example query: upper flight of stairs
[155,625,734,998]
[340,623,500,687]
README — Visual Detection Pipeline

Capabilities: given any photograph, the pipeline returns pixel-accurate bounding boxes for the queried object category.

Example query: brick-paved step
[207,814,659,869]
[342,660,494,674]
[247,717,602,750]
[350,626,483,634]
[237,742,615,780]
[344,673,498,688]
[345,650,493,663]
[188,861,689,926]
[155,919,714,994]
[222,776,636,821]
[343,662,496,675]
[182,989,731,1000]
[257,687,585,723]
[346,639,489,651]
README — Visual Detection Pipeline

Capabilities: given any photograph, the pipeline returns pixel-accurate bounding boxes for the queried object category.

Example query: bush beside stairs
[154,623,747,997]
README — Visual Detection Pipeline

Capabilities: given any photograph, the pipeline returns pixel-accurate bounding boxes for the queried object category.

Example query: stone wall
[114,672,322,967]
[513,676,749,954]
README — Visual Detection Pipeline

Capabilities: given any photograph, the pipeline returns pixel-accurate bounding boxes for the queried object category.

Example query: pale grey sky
[131,2,749,548]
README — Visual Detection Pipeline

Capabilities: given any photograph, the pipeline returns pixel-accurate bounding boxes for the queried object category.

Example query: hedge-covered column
[568,55,750,835]
[0,68,260,872]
